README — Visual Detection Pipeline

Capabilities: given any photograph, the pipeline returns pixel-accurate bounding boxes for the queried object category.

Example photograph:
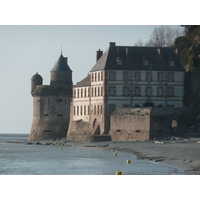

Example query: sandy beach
[15,136,200,175]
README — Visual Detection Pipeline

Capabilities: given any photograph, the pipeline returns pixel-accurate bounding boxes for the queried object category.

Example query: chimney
[109,42,116,47]
[64,57,68,64]
[96,49,103,62]
[126,47,131,57]
[157,48,163,60]
[175,48,179,55]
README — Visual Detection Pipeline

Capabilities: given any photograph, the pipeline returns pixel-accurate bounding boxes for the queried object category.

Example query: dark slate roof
[51,54,72,72]
[90,45,184,72]
[74,74,91,87]
[31,72,43,81]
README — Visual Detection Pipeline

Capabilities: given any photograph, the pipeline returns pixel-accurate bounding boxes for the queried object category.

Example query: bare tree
[145,25,184,47]
[134,39,144,46]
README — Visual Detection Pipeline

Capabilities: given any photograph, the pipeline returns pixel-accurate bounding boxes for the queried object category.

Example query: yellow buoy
[116,171,122,175]
[111,150,115,152]
[114,153,117,156]
[126,160,131,163]
[60,146,63,149]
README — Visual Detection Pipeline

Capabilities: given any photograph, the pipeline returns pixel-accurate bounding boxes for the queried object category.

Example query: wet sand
[93,138,200,175]
[65,138,200,175]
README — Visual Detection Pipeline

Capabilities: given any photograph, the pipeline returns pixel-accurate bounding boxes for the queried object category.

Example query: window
[73,89,76,98]
[158,72,164,82]
[98,72,100,81]
[167,72,174,82]
[81,89,83,97]
[146,72,152,82]
[109,104,116,115]
[94,87,97,96]
[100,105,103,114]
[91,73,94,82]
[101,87,103,96]
[109,71,116,81]
[135,72,140,82]
[88,106,90,115]
[73,106,76,115]
[116,57,122,65]
[91,88,93,96]
[172,119,178,128]
[166,87,174,96]
[88,88,90,97]
[77,106,79,115]
[101,71,103,80]
[77,89,79,98]
[146,86,152,97]
[134,86,140,96]
[84,106,86,115]
[94,105,96,115]
[97,105,100,115]
[123,86,130,96]
[44,130,51,132]
[109,86,116,96]
[157,87,164,96]
[123,71,129,81]
[169,59,175,67]
[80,106,83,115]
[94,73,97,81]
[143,58,149,66]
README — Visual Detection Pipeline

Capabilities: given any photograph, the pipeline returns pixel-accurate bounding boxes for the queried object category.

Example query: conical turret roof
[31,72,43,81]
[51,54,72,72]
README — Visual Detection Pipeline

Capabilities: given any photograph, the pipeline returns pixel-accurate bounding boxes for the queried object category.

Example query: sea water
[0,134,185,175]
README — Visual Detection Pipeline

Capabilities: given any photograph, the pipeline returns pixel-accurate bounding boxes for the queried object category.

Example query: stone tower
[28,53,73,141]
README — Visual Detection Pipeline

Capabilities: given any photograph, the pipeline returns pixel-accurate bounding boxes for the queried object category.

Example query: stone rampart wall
[109,108,151,141]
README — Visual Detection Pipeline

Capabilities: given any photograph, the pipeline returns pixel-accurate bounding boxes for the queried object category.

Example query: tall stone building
[67,42,185,142]
[29,53,72,141]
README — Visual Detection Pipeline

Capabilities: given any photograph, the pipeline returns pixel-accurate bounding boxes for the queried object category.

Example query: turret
[28,53,73,141]
[31,72,43,92]
[50,54,72,88]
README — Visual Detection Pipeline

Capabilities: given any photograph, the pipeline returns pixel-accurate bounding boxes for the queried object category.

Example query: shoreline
[7,137,200,175]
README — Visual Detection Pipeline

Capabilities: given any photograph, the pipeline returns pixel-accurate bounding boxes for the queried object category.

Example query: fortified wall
[109,108,151,141]
[109,107,200,141]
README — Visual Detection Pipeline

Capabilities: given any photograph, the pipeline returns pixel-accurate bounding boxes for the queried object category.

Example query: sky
[0,0,193,134]
[0,25,185,133]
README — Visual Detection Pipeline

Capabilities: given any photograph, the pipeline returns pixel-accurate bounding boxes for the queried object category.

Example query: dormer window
[143,58,149,66]
[169,58,175,67]
[116,57,122,65]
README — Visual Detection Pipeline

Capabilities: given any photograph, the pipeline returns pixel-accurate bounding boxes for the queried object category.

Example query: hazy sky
[0,25,185,133]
